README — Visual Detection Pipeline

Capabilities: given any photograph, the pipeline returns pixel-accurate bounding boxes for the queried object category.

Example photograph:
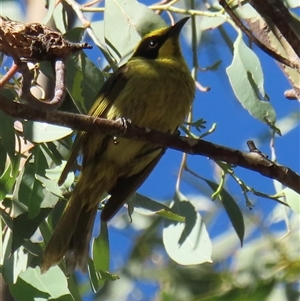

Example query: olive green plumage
[41,17,195,272]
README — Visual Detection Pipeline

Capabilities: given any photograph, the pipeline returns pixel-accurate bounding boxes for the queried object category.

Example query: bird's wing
[58,64,130,185]
[101,148,165,222]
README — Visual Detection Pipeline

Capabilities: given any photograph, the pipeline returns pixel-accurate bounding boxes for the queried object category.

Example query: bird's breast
[107,58,195,133]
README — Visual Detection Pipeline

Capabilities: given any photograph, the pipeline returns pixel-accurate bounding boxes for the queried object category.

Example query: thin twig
[0,63,19,88]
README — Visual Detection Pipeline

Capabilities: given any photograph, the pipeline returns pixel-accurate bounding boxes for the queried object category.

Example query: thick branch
[219,0,300,72]
[0,95,299,195]
[249,0,300,58]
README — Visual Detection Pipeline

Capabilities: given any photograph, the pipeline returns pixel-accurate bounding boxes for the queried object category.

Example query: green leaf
[42,0,56,25]
[92,222,110,272]
[36,162,75,200]
[0,164,16,200]
[87,258,101,293]
[9,266,72,301]
[204,178,245,246]
[61,27,104,113]
[131,193,185,222]
[226,33,276,126]
[66,51,104,113]
[234,3,258,19]
[1,230,28,285]
[88,261,119,292]
[104,0,166,61]
[163,191,212,265]
[220,189,245,246]
[284,187,300,213]
[65,27,89,44]
[36,174,63,198]
[11,208,51,253]
[52,2,67,33]
[0,110,15,164]
[0,212,2,262]
[15,146,48,218]
[89,222,119,291]
[0,142,7,175]
[23,121,72,143]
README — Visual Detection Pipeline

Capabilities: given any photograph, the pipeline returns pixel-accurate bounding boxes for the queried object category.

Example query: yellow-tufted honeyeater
[41,17,195,272]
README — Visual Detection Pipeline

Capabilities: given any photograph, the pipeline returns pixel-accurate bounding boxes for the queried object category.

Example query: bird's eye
[149,40,158,49]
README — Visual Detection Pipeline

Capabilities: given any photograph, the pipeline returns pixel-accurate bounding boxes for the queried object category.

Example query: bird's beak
[168,17,190,38]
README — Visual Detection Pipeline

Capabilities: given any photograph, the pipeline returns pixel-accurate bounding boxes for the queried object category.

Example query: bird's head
[132,17,189,61]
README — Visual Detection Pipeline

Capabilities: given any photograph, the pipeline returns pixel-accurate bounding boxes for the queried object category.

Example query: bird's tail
[41,165,113,273]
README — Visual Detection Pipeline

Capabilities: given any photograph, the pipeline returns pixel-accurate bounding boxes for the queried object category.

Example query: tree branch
[1,95,299,195]
[0,16,92,110]
[219,0,300,73]
[249,0,300,58]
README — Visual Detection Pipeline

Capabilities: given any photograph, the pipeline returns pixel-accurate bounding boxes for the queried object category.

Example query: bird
[41,17,195,273]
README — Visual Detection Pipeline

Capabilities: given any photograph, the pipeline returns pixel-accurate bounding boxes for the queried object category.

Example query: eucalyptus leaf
[92,222,110,272]
[90,222,111,290]
[36,174,65,198]
[88,257,119,292]
[204,177,245,246]
[42,0,56,25]
[16,150,47,218]
[1,230,28,285]
[52,2,67,34]
[234,3,258,19]
[284,0,300,8]
[23,121,72,143]
[131,193,185,222]
[198,15,225,31]
[0,111,15,163]
[0,164,16,200]
[284,187,300,213]
[10,266,72,301]
[11,208,51,253]
[104,0,166,61]
[227,33,276,126]
[163,191,212,265]
[66,51,104,113]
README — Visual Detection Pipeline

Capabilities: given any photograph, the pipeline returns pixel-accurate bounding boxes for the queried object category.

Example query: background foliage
[0,0,299,300]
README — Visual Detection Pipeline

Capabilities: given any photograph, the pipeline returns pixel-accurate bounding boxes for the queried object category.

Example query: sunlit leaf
[9,266,72,301]
[198,14,225,31]
[163,191,212,265]
[66,50,104,113]
[234,3,258,19]
[0,164,16,200]
[284,187,300,213]
[1,230,28,285]
[285,0,300,8]
[132,193,185,222]
[104,0,166,61]
[23,121,72,143]
[36,161,75,199]
[52,2,67,33]
[42,0,56,25]
[227,33,276,126]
